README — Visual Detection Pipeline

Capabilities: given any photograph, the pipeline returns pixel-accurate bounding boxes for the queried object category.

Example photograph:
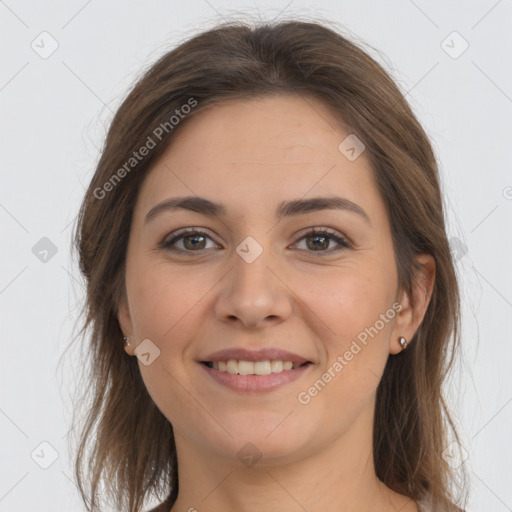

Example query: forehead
[166,93,350,164]
[135,94,381,220]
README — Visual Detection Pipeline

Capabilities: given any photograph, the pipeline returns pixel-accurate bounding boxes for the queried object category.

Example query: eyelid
[290,227,352,254]
[295,226,351,244]
[159,226,353,254]
[159,227,221,250]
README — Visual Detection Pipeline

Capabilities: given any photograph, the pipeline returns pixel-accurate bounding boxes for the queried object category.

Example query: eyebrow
[144,195,371,225]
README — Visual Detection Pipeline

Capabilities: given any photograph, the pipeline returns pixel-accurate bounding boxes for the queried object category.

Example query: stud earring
[123,336,130,346]
[399,336,408,350]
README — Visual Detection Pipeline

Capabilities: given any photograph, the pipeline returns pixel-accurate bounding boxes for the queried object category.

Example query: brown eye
[182,233,207,250]
[306,233,330,251]
[160,227,351,256]
[293,228,351,254]
[161,229,219,253]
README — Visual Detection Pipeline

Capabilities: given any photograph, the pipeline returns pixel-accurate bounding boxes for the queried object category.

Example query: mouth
[198,347,315,392]
[200,359,312,375]
[198,357,314,393]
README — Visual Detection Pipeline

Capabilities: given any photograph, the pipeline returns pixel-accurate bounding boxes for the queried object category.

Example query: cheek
[296,257,397,397]
[126,259,211,341]
[295,259,397,342]
[125,262,211,425]
[292,269,396,435]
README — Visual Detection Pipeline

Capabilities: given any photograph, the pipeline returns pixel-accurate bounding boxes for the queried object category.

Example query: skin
[117,93,435,512]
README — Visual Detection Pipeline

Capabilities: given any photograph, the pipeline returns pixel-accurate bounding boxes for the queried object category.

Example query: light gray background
[1,1,511,511]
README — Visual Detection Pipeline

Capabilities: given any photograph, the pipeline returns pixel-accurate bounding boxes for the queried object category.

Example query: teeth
[254,360,272,375]
[238,360,255,376]
[226,360,238,374]
[210,359,303,375]
[270,360,283,372]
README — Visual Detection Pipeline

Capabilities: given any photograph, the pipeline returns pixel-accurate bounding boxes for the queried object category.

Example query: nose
[213,246,293,330]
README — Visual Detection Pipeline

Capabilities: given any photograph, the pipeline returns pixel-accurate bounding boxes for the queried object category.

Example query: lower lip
[199,363,313,392]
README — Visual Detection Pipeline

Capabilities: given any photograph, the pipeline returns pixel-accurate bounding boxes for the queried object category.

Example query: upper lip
[201,348,311,365]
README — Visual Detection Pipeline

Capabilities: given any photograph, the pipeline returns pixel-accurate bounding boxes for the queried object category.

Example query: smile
[203,359,310,375]
[199,360,314,392]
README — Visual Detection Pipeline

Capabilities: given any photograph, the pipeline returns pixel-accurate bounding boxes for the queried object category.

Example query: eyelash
[159,227,352,256]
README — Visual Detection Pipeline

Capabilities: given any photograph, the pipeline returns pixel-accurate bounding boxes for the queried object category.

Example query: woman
[72,19,468,512]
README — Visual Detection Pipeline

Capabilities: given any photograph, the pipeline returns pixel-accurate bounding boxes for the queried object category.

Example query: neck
[169,405,417,512]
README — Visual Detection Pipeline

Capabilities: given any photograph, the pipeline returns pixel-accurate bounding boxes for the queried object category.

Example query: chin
[203,416,315,464]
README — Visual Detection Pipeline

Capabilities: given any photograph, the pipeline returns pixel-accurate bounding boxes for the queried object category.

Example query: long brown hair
[71,18,468,511]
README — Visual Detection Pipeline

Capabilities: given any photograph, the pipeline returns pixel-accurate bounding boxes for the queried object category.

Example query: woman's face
[118,94,429,466]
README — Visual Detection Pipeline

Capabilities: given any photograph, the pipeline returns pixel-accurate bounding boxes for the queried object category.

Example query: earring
[399,336,408,350]
[123,336,130,346]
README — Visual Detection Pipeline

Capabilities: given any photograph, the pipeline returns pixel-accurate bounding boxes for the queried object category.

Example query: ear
[389,254,435,354]
[117,293,135,356]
